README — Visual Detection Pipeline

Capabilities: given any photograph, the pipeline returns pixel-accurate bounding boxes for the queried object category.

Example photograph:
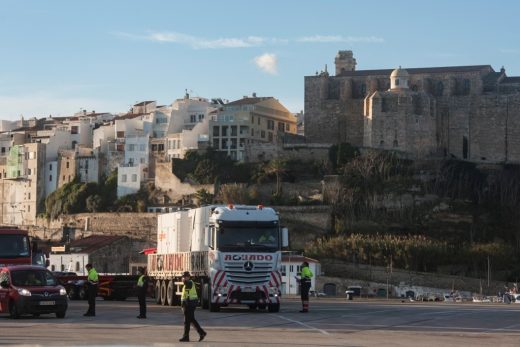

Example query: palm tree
[264,158,287,197]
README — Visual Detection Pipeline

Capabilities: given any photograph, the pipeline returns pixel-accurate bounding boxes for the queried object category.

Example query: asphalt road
[1,297,520,346]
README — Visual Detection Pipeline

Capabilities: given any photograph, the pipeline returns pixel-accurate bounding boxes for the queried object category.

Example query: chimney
[252,92,257,97]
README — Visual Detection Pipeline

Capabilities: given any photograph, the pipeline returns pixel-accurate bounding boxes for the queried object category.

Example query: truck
[147,205,288,312]
[0,228,47,267]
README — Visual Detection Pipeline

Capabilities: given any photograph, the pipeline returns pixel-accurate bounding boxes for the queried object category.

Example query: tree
[194,189,214,207]
[264,158,287,197]
[86,195,103,212]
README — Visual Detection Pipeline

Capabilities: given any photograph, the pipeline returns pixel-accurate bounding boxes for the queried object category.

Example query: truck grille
[224,262,272,285]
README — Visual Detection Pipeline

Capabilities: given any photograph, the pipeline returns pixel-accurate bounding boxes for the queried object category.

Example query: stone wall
[30,212,158,242]
[154,161,213,203]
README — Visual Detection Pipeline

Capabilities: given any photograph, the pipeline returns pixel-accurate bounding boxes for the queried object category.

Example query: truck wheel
[160,280,168,306]
[167,280,175,306]
[202,283,209,309]
[268,303,280,313]
[9,302,20,319]
[55,311,66,319]
[208,286,220,313]
[155,281,162,305]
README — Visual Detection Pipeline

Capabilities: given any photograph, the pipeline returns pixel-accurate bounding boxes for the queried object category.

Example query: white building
[281,255,320,295]
[117,163,147,198]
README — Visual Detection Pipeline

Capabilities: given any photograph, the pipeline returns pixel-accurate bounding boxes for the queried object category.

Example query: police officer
[136,267,149,319]
[84,263,99,317]
[298,261,313,313]
[179,271,206,342]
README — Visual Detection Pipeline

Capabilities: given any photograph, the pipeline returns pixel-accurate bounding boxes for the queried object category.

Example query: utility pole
[487,255,491,288]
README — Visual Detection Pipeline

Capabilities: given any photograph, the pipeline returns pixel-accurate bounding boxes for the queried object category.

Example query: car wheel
[78,286,87,300]
[56,311,66,319]
[9,302,20,319]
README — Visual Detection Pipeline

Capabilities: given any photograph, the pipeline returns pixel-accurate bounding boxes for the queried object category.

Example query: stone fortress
[305,51,520,163]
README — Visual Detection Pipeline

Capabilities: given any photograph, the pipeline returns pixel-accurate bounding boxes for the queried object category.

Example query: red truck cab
[0,265,68,318]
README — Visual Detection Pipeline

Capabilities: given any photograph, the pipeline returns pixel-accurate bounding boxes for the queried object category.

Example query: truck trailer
[147,205,288,312]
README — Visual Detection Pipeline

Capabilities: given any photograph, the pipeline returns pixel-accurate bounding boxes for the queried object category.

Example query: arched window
[379,140,385,147]
[75,262,80,272]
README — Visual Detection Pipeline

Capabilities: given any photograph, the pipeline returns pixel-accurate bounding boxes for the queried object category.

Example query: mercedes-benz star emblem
[243,261,254,272]
[44,292,49,297]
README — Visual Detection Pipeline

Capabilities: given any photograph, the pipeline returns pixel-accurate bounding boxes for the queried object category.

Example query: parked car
[310,290,327,297]
[0,265,68,318]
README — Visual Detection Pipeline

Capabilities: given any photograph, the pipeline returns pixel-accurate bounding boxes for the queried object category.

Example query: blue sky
[1,0,519,120]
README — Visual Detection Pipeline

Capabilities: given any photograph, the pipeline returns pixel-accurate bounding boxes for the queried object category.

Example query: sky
[1,0,519,120]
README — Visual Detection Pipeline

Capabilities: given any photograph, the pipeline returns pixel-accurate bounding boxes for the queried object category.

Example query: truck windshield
[11,269,57,287]
[0,234,30,258]
[217,227,279,252]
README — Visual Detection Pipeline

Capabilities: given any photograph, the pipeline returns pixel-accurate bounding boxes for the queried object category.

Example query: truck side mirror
[281,227,289,248]
[204,227,212,248]
[0,280,9,288]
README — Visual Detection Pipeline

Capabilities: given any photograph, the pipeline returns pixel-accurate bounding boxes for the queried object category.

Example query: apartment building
[209,95,297,161]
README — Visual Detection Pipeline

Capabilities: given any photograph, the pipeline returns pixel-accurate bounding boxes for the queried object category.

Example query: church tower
[390,66,409,91]
[335,50,356,75]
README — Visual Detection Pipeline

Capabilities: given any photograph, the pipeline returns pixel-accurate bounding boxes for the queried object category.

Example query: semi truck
[147,205,288,312]
[0,228,47,267]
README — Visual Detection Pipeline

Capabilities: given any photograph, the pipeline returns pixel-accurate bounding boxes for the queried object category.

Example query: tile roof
[226,97,273,106]
[502,76,520,84]
[68,235,126,254]
[329,65,493,77]
[114,113,146,121]
[133,101,155,106]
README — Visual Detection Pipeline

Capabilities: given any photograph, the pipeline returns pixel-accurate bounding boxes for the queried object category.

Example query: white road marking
[276,315,330,335]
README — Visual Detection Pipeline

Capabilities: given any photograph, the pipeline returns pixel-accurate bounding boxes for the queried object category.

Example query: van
[0,265,68,318]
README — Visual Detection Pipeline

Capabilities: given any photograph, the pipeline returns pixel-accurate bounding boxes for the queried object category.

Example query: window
[62,175,65,181]
[122,174,127,183]
[190,115,197,123]
[393,140,398,147]
[71,126,79,134]
[1,147,4,154]
[231,126,237,136]
[198,114,204,121]
[213,126,220,137]
[66,162,69,169]
[128,144,135,151]
[261,130,265,139]
[281,265,286,276]
[140,157,145,164]
[75,262,80,272]
[28,193,31,200]
[27,168,31,176]
[278,122,285,132]
[251,128,254,137]
[140,144,145,151]
[49,164,52,170]
[27,205,30,212]
[222,126,228,137]
[132,174,137,182]
[268,132,273,142]
[395,78,400,86]
[51,265,55,271]
[257,118,260,125]
[49,175,52,182]
[289,265,294,273]
[117,131,125,138]
[267,120,274,130]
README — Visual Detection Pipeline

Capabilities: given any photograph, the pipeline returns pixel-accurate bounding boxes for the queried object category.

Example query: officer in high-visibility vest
[298,261,313,313]
[84,263,99,317]
[179,271,206,343]
[136,267,149,319]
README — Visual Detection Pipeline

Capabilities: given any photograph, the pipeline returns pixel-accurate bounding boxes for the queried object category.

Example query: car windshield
[11,270,57,287]
[217,227,279,252]
[0,234,30,258]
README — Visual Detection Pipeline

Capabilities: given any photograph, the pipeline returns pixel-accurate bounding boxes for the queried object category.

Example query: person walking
[84,263,99,317]
[298,261,313,313]
[179,271,206,342]
[136,267,149,319]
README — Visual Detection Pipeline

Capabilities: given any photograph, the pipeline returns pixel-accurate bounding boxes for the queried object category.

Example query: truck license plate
[242,287,254,292]
[39,301,55,306]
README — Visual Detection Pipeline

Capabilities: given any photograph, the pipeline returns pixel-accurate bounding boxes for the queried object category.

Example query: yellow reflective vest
[87,268,99,283]
[181,280,198,302]
[137,275,145,287]
[301,266,313,280]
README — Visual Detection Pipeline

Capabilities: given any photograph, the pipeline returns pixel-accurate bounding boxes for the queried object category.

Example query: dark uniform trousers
[300,279,311,301]
[138,290,147,317]
[182,300,204,338]
[86,283,98,315]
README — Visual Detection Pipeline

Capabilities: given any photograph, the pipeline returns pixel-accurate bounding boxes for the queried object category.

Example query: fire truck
[147,205,288,312]
[0,228,47,267]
